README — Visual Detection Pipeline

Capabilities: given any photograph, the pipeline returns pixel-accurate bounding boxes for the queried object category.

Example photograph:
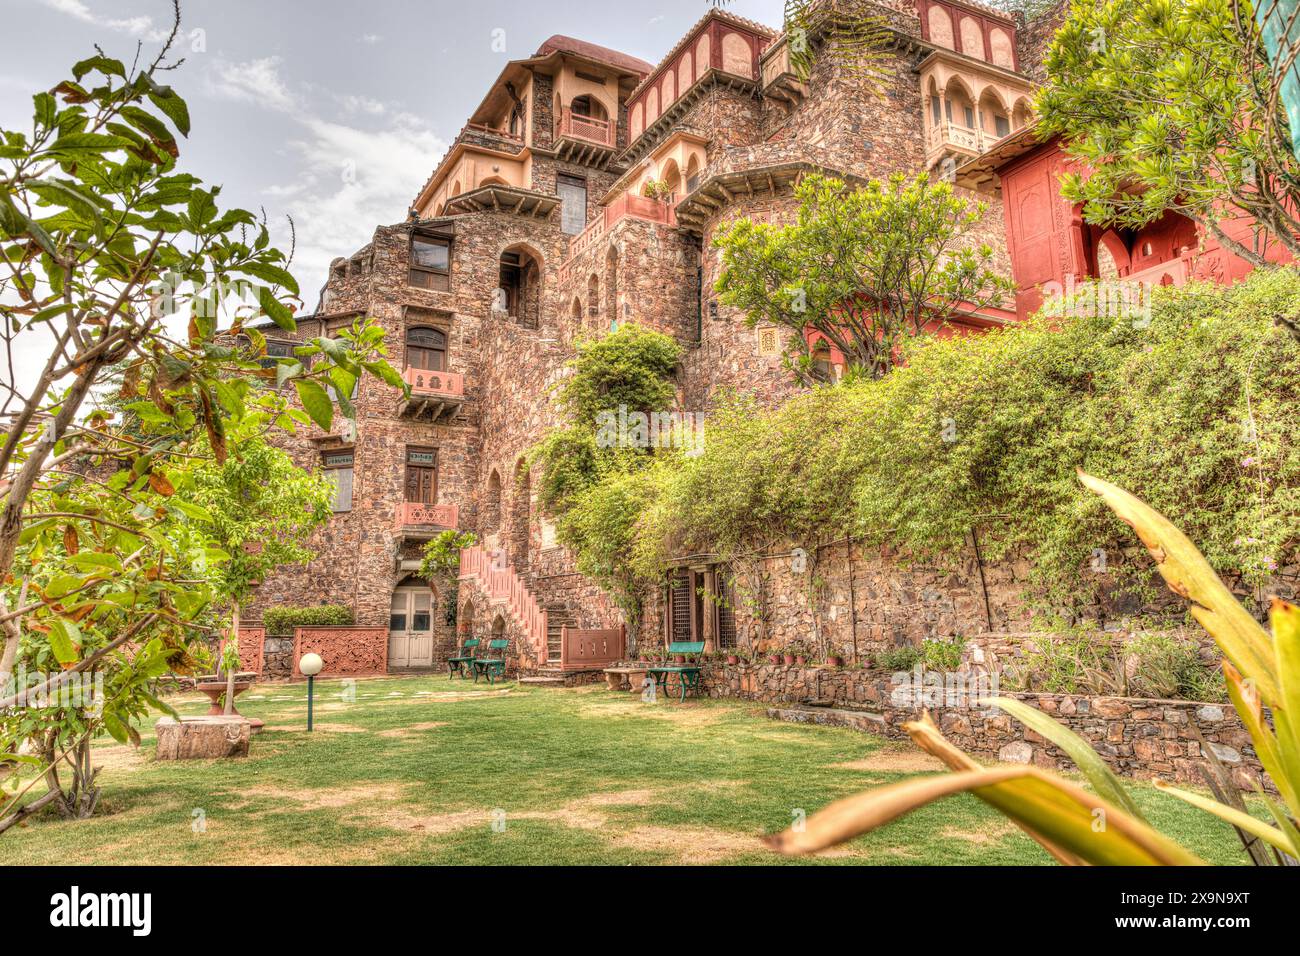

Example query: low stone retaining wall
[693,662,1270,791]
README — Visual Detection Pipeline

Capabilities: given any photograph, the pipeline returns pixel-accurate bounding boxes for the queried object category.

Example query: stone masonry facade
[248,1,1221,689]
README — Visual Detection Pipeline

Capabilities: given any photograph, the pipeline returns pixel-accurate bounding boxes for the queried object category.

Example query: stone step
[766,705,886,735]
[519,675,566,686]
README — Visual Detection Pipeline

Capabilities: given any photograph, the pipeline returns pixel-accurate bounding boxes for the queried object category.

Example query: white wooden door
[389,588,435,668]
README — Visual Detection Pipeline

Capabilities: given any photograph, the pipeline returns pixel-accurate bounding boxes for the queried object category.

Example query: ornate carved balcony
[924,121,992,170]
[553,108,618,166]
[394,502,459,538]
[760,36,806,107]
[397,365,465,422]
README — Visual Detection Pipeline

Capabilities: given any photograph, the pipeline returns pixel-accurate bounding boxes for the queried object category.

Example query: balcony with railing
[398,365,465,422]
[558,194,677,281]
[557,107,615,147]
[394,501,459,536]
[924,121,991,168]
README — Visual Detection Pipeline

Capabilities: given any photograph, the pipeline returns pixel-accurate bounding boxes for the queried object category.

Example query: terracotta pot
[674,655,685,664]
[726,655,739,665]
[827,655,844,667]
[768,654,781,665]
[783,654,796,666]
[795,655,807,665]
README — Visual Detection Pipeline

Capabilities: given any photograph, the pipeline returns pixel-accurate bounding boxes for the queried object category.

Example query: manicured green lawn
[1,675,1256,865]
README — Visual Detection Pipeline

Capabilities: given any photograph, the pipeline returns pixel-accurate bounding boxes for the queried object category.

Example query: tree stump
[154,716,250,760]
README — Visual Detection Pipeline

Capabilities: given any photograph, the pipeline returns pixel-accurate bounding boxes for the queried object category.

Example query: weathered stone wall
[695,662,1270,790]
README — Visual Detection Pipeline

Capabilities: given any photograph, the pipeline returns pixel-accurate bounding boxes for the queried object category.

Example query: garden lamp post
[299,653,323,731]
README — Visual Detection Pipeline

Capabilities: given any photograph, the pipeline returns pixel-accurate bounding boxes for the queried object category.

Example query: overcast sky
[1,0,788,309]
[1,0,792,398]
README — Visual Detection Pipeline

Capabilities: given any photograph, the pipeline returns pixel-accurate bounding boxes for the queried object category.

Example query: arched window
[483,470,502,535]
[405,326,446,371]
[569,94,608,122]
[498,245,543,329]
[511,459,531,566]
[571,296,583,322]
[587,274,600,317]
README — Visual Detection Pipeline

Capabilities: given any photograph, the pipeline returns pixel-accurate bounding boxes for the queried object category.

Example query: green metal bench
[447,638,480,679]
[472,638,509,685]
[646,641,705,702]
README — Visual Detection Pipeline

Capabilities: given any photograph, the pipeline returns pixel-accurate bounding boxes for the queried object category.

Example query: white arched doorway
[389,578,436,668]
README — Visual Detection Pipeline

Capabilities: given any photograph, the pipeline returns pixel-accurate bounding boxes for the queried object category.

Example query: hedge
[262,604,354,636]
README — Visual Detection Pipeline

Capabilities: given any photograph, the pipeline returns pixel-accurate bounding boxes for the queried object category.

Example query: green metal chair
[646,641,705,701]
[472,638,510,685]
[447,638,480,679]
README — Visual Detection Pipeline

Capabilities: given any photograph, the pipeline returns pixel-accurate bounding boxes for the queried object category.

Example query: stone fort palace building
[241,1,1281,680]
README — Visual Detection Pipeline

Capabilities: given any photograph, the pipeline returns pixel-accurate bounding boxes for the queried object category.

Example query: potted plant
[826,653,845,667]
[726,650,740,665]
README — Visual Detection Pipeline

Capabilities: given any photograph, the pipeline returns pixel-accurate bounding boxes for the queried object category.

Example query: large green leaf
[992,696,1145,822]
[294,379,333,432]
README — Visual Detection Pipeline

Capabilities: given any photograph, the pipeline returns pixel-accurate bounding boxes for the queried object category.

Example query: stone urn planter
[193,672,263,733]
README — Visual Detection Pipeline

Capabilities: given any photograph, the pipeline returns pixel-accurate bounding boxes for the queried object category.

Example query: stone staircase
[458,545,548,664]
[546,605,575,666]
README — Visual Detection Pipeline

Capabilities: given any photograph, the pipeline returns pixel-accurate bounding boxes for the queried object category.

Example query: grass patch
[1,675,1259,865]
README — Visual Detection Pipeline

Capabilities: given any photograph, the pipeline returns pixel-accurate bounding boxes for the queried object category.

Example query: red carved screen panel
[291,626,388,678]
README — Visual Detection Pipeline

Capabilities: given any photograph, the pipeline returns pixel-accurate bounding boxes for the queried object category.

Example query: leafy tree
[1037,0,1300,265]
[182,425,333,712]
[529,324,683,647]
[0,15,402,830]
[714,173,1013,381]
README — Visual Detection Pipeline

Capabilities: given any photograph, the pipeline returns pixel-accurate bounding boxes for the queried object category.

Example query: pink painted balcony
[399,365,465,422]
[394,501,459,533]
[558,194,677,279]
[557,107,615,147]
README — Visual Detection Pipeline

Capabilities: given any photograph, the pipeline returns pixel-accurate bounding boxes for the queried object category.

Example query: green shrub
[1011,631,1124,695]
[263,604,353,635]
[1125,632,1227,702]
[921,635,966,671]
[875,645,922,671]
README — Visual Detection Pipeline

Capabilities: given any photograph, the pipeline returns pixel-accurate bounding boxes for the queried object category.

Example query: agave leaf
[992,696,1145,822]
[1077,470,1279,705]
[1223,661,1299,813]
[1269,598,1300,817]
[903,712,1083,864]
[1154,781,1299,858]
[767,761,1204,865]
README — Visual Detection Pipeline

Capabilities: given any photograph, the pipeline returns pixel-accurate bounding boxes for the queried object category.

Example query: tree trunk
[223,602,239,716]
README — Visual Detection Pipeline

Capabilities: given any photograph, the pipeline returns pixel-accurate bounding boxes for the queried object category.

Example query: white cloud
[359,34,382,45]
[37,0,171,42]
[203,56,444,304]
[206,56,299,113]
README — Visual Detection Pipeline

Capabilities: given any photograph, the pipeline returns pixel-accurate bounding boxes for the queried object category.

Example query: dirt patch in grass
[832,749,946,773]
[92,745,150,774]
[238,782,408,810]
[613,824,764,864]
[939,822,1018,846]
[376,721,447,739]
[577,698,723,727]
[261,722,369,734]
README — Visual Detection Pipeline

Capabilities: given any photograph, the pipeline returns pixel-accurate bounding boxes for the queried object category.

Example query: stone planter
[155,716,250,760]
[193,674,263,733]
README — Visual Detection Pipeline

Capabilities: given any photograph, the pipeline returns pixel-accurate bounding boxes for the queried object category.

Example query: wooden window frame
[405,326,448,372]
[404,446,439,505]
[322,448,355,513]
[409,235,451,291]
